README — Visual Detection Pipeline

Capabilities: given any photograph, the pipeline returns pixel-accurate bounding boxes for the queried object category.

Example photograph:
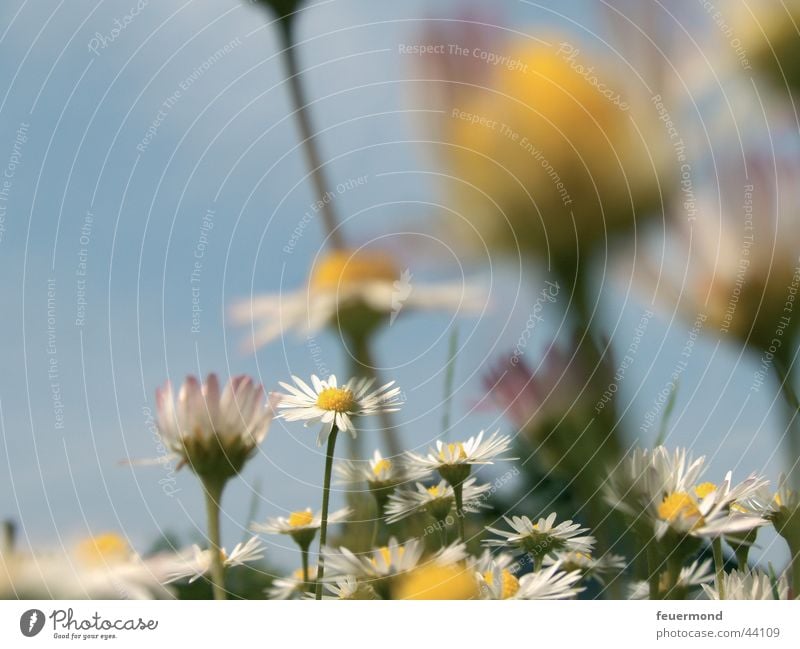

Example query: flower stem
[277,17,343,249]
[301,543,310,591]
[315,425,339,599]
[791,545,800,598]
[203,479,227,601]
[533,554,543,572]
[453,482,465,541]
[647,540,661,600]
[712,537,726,600]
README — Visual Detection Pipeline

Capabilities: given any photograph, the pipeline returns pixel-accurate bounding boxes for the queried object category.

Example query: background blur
[0,0,796,575]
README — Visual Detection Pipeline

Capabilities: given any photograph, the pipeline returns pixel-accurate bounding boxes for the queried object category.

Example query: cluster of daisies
[4,371,798,601]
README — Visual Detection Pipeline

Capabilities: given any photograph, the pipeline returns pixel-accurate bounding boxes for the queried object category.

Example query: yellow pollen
[76,533,129,565]
[439,442,467,462]
[483,569,520,599]
[288,510,314,527]
[309,250,399,292]
[694,482,717,499]
[316,387,355,412]
[371,546,404,568]
[658,492,702,526]
[372,458,392,477]
[427,485,443,498]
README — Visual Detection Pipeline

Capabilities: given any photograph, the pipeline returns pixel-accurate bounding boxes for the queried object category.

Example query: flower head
[478,562,584,600]
[385,478,490,523]
[275,374,402,445]
[154,374,274,482]
[542,551,627,585]
[231,248,485,350]
[251,507,350,548]
[484,513,595,559]
[404,430,514,486]
[163,537,264,585]
[702,569,790,600]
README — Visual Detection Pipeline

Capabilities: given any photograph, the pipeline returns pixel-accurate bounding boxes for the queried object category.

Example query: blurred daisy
[392,563,479,600]
[276,374,402,445]
[543,551,627,584]
[266,566,314,600]
[0,533,175,600]
[385,478,490,524]
[154,374,275,481]
[335,450,427,513]
[405,430,514,486]
[251,507,350,547]
[484,513,595,561]
[231,248,486,350]
[474,552,522,600]
[628,558,714,599]
[481,562,584,600]
[702,570,790,600]
[318,575,379,600]
[164,537,264,584]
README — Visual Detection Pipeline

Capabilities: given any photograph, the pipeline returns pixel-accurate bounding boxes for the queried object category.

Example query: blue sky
[0,0,792,574]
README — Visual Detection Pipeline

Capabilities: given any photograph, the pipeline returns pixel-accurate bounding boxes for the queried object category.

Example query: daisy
[275,374,403,446]
[481,562,584,600]
[384,478,490,524]
[154,374,275,481]
[1,533,175,600]
[702,570,790,600]
[334,450,427,513]
[542,551,627,584]
[484,513,595,564]
[317,576,379,600]
[266,566,313,600]
[251,507,350,546]
[230,248,486,350]
[472,551,522,600]
[405,430,515,482]
[164,537,264,585]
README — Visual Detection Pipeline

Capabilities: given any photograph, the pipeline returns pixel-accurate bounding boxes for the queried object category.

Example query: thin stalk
[792,546,800,598]
[453,482,465,541]
[712,537,726,600]
[277,19,343,249]
[203,479,227,601]
[301,543,310,590]
[775,359,800,487]
[533,554,543,572]
[647,541,661,600]
[315,425,340,599]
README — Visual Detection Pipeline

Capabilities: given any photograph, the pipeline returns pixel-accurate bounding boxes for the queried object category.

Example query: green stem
[301,544,310,591]
[791,546,800,599]
[533,554,543,572]
[712,537,726,600]
[203,479,227,601]
[453,482,465,541]
[647,541,661,600]
[774,358,800,488]
[734,546,750,571]
[277,18,343,249]
[315,425,339,599]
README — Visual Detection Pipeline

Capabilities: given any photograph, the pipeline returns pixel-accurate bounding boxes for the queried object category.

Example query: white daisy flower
[230,248,486,350]
[322,537,467,582]
[483,563,584,600]
[628,558,714,600]
[317,575,379,600]
[702,569,790,600]
[1,533,175,600]
[404,430,514,485]
[251,507,350,545]
[153,374,275,481]
[739,474,800,544]
[164,537,264,584]
[542,551,627,584]
[606,446,768,541]
[484,513,596,559]
[385,478,491,523]
[275,374,403,445]
[335,449,428,486]
[266,566,314,600]
[472,551,521,600]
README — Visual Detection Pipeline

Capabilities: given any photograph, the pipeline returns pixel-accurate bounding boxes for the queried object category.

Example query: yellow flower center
[371,546,405,568]
[774,492,783,507]
[438,442,467,462]
[694,482,717,499]
[393,564,479,600]
[372,458,392,478]
[288,510,314,527]
[309,250,399,292]
[427,485,443,498]
[658,492,703,526]
[316,387,355,412]
[483,569,520,599]
[76,533,129,564]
